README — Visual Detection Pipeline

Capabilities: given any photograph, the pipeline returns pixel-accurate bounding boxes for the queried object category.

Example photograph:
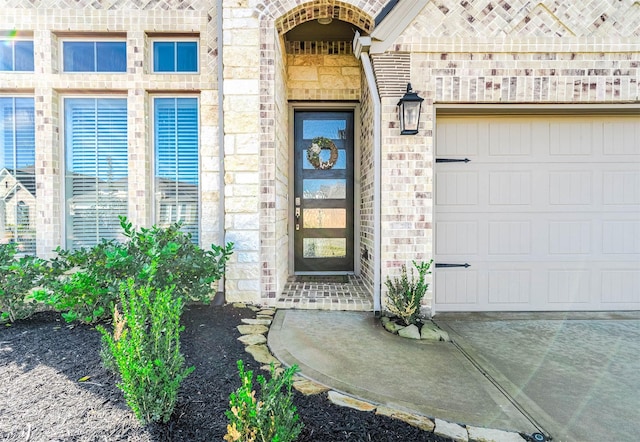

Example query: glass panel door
[294,111,354,272]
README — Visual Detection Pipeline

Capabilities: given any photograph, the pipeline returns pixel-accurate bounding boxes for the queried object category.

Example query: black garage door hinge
[435,263,471,268]
[435,158,471,163]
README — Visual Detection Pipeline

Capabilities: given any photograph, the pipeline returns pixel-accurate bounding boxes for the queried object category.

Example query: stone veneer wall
[286,44,361,100]
[375,0,640,310]
[0,5,220,259]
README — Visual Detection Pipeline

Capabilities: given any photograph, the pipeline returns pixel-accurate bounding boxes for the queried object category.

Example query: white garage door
[434,113,640,312]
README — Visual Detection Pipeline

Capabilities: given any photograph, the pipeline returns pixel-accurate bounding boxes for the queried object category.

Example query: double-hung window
[0,39,34,71]
[153,97,199,243]
[64,98,128,249]
[152,40,198,73]
[62,40,126,72]
[0,97,36,254]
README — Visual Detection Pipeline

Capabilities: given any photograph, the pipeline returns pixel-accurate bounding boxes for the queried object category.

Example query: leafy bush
[384,260,432,326]
[36,240,120,324]
[40,216,233,323]
[0,243,49,323]
[225,360,303,442]
[97,279,194,424]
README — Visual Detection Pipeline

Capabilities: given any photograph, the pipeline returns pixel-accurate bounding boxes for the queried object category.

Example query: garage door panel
[488,269,531,304]
[489,171,532,205]
[436,270,479,305]
[601,270,640,304]
[435,221,479,255]
[550,121,596,156]
[602,220,640,254]
[548,220,592,255]
[435,171,479,205]
[488,221,532,255]
[548,170,593,205]
[603,121,640,156]
[602,170,640,205]
[435,113,640,312]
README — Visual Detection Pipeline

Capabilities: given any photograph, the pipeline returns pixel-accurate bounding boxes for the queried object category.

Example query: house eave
[369,0,429,54]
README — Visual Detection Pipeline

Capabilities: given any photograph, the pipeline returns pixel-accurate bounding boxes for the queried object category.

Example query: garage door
[434,113,640,312]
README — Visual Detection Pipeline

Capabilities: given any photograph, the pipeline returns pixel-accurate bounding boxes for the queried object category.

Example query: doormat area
[295,275,349,283]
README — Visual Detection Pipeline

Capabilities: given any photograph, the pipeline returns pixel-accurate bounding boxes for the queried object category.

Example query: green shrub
[384,260,432,326]
[225,360,303,442]
[0,243,49,323]
[97,279,194,424]
[40,216,233,323]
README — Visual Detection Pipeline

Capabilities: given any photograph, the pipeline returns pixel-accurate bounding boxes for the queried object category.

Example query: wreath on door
[306,137,339,170]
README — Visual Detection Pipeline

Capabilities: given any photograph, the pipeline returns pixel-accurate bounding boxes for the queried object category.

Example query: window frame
[0,95,36,254]
[150,38,199,74]
[151,95,201,244]
[0,38,34,72]
[60,38,127,73]
[61,95,129,250]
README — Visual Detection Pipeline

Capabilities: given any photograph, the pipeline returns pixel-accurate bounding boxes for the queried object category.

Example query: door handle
[295,207,300,220]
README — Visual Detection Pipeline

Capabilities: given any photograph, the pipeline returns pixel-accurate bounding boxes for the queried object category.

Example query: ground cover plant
[0,304,455,442]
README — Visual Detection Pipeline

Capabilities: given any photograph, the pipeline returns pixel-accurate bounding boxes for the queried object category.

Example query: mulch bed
[0,304,453,441]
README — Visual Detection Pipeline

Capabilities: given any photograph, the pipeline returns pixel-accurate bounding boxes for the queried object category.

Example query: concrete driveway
[435,312,640,442]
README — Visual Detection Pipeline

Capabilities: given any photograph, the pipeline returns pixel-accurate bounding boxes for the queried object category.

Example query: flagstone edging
[233,303,528,442]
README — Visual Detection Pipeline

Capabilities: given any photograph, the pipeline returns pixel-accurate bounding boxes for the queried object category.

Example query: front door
[294,111,354,272]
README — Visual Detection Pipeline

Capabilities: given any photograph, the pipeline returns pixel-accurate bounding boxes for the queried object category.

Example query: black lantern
[397,83,424,135]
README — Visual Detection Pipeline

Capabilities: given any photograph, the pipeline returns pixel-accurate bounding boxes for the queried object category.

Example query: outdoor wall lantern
[397,83,424,135]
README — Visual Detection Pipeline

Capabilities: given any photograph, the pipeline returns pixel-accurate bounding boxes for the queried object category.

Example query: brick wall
[376,0,640,311]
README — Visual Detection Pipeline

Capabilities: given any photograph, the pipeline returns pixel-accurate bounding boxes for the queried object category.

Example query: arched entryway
[256,0,383,306]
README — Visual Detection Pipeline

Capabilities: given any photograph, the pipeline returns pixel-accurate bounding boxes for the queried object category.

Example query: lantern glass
[397,83,424,135]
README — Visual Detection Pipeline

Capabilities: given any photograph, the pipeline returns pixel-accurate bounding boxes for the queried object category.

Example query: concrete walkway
[268,309,640,442]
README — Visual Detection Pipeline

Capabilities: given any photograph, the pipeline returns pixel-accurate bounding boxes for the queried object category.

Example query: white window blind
[64,98,128,250]
[154,97,199,243]
[0,97,36,254]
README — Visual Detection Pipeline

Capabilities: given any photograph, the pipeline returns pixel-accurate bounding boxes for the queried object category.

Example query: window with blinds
[64,98,128,250]
[153,97,199,243]
[0,97,36,254]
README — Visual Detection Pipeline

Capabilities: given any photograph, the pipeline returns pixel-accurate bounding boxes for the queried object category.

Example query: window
[0,40,34,71]
[154,97,199,243]
[64,98,128,249]
[63,41,126,72]
[0,97,36,254]
[152,41,198,73]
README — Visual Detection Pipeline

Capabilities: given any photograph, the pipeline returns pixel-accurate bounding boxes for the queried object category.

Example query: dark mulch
[0,304,453,441]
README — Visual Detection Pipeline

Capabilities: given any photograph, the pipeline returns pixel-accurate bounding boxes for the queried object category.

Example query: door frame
[288,102,361,275]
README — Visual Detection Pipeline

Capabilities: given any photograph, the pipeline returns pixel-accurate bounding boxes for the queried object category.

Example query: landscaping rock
[380,316,391,325]
[245,344,280,365]
[383,320,405,334]
[435,419,468,442]
[237,334,267,345]
[232,302,247,308]
[237,324,268,335]
[421,323,450,341]
[420,324,442,341]
[467,426,526,442]
[327,391,377,412]
[293,379,330,396]
[376,406,435,432]
[257,309,275,316]
[398,324,421,340]
[241,318,272,326]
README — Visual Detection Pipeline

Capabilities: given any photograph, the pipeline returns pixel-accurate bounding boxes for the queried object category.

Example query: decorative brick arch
[256,0,386,302]
[274,0,375,35]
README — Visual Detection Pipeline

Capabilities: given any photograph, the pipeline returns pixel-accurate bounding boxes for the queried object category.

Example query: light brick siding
[376,0,640,310]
